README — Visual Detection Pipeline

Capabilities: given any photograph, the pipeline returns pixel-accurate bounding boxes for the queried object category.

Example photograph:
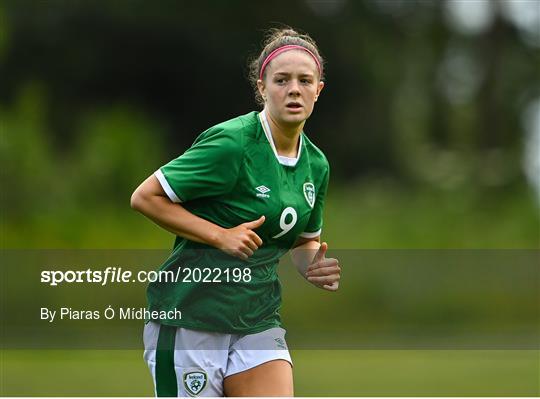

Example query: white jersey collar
[259,110,302,167]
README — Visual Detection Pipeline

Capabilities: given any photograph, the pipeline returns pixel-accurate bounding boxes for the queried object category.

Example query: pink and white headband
[259,44,322,80]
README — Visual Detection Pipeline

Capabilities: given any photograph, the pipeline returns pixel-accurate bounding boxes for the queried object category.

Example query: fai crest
[183,371,208,397]
[303,182,315,208]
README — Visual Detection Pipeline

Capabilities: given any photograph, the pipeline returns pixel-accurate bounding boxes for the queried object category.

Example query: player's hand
[216,216,265,260]
[305,242,340,291]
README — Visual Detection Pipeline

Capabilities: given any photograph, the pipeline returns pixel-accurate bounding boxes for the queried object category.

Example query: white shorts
[143,321,292,397]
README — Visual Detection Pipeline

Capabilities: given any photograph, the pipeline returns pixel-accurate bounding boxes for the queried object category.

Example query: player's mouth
[285,102,303,112]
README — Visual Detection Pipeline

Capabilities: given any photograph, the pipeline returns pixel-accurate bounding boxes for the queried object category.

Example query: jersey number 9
[272,207,297,239]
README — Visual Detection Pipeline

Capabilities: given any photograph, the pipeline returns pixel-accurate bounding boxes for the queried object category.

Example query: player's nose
[288,79,301,95]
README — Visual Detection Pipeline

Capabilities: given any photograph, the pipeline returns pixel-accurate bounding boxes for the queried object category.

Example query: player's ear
[257,79,266,101]
[317,80,324,96]
[314,81,324,102]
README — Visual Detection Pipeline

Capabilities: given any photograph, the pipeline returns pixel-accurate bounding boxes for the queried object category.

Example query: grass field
[1,349,538,396]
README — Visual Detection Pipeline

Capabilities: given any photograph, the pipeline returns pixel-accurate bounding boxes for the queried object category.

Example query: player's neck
[265,113,304,158]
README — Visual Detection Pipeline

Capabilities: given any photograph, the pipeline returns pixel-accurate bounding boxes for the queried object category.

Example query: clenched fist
[215,216,265,260]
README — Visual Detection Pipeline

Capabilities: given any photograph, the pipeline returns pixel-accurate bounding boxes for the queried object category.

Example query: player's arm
[290,237,340,291]
[130,174,264,260]
[290,236,320,276]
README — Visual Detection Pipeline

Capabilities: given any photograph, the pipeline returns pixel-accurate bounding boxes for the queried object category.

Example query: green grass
[1,350,538,396]
[293,350,539,396]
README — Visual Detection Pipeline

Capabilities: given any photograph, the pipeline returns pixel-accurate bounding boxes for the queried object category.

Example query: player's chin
[282,110,309,124]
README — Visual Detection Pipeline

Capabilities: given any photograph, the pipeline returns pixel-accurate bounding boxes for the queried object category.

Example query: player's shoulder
[302,133,330,172]
[191,112,260,157]
[196,112,258,141]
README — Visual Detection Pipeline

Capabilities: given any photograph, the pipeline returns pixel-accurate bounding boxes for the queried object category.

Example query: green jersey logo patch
[303,182,315,208]
[183,371,207,397]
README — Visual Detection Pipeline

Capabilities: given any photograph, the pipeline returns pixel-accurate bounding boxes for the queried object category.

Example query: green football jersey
[147,111,329,334]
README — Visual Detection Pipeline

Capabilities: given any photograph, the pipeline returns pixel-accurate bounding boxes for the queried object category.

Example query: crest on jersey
[303,182,315,208]
[183,371,207,397]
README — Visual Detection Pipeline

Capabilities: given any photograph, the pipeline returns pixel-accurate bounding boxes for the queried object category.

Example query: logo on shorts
[274,337,287,349]
[183,371,207,397]
[303,182,315,208]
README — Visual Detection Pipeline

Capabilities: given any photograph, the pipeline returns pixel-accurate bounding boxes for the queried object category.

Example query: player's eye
[275,77,287,84]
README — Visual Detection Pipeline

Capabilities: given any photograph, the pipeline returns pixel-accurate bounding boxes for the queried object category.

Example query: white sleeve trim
[154,169,182,203]
[299,229,322,239]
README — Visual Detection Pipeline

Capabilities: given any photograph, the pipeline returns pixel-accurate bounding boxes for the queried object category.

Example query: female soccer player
[131,27,341,397]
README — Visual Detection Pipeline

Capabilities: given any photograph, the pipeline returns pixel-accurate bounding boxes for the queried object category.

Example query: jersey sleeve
[154,127,243,203]
[300,165,329,238]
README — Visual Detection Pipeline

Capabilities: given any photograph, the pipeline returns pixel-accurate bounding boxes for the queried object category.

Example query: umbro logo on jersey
[255,185,271,198]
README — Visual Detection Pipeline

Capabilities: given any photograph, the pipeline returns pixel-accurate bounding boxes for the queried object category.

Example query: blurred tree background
[1,0,538,248]
[1,0,539,396]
